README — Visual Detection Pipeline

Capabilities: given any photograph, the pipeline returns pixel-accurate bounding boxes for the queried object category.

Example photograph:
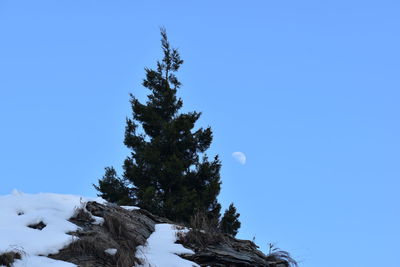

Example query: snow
[91,215,105,225]
[0,190,199,267]
[136,224,199,267]
[121,205,140,211]
[104,248,118,255]
[0,190,103,267]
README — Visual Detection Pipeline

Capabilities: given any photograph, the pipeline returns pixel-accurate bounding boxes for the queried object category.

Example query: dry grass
[103,214,129,238]
[178,211,225,249]
[0,250,23,267]
[266,244,298,267]
[65,236,109,259]
[27,221,46,230]
[54,235,139,267]
[70,205,94,223]
[103,214,140,266]
[114,249,139,267]
[54,205,141,267]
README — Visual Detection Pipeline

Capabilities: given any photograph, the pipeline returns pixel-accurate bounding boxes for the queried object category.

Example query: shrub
[178,211,225,249]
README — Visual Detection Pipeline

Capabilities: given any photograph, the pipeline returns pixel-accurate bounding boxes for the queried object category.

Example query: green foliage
[219,203,241,237]
[95,29,223,223]
[93,167,132,205]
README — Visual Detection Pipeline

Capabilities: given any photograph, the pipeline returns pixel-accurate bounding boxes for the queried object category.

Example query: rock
[49,201,294,267]
[49,201,156,267]
[179,232,290,267]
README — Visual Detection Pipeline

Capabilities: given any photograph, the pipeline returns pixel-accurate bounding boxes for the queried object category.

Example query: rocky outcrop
[49,201,161,267]
[179,237,289,267]
[49,201,293,267]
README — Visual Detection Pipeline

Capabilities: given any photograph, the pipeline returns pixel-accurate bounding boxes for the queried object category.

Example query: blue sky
[1,1,399,266]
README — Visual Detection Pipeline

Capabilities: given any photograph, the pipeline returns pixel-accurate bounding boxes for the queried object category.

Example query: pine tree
[93,167,131,205]
[219,203,241,237]
[95,29,222,223]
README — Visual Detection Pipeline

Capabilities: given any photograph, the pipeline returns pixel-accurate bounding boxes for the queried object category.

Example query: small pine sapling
[219,203,241,237]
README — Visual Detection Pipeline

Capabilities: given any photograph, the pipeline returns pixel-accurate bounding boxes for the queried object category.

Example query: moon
[232,152,246,165]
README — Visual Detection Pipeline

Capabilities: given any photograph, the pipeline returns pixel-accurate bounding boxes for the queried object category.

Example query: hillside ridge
[0,192,294,267]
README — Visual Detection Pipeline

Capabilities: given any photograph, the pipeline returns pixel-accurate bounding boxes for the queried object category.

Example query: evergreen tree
[93,167,131,205]
[95,29,222,223]
[219,203,241,237]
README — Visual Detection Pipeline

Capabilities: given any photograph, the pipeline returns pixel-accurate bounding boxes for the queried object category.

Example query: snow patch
[104,248,117,255]
[121,205,140,211]
[0,191,197,267]
[0,191,104,267]
[91,215,104,225]
[136,223,199,267]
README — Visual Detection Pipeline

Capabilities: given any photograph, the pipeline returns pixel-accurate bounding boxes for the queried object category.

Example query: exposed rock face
[50,201,292,267]
[179,237,289,267]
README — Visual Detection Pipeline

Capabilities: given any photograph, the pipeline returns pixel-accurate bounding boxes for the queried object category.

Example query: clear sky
[1,1,399,266]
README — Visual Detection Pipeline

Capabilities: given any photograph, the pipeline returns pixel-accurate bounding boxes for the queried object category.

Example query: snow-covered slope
[0,190,197,267]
